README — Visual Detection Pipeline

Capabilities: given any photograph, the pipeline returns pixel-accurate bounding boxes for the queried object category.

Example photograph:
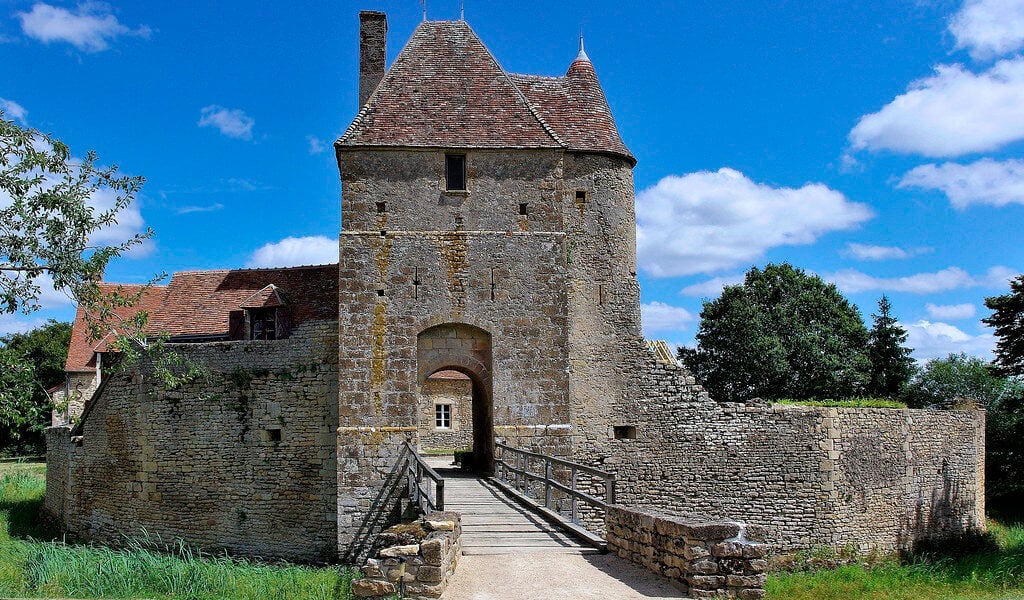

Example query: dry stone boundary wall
[610,349,986,554]
[47,321,340,562]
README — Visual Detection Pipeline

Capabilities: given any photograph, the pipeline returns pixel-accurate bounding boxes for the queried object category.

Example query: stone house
[46,11,986,563]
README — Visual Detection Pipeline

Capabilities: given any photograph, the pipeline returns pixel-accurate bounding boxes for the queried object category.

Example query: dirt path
[442,552,684,599]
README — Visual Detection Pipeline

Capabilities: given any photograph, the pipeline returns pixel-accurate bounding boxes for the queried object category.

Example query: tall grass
[768,520,1024,600]
[0,467,357,599]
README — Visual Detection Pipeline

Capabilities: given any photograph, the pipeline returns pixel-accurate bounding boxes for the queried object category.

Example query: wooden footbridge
[408,442,612,555]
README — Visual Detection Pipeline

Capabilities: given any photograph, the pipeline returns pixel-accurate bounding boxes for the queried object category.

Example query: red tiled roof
[337,20,633,163]
[65,264,339,372]
[65,283,167,372]
[510,59,634,163]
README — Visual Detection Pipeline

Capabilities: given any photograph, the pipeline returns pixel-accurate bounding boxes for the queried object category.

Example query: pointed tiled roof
[240,284,287,309]
[65,264,339,372]
[339,20,561,149]
[337,20,634,163]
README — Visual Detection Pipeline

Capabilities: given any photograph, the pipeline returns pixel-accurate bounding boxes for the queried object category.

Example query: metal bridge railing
[402,441,445,515]
[493,440,615,525]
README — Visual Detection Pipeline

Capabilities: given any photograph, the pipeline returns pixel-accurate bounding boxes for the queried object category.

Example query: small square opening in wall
[262,428,282,442]
[376,289,386,297]
[445,154,466,191]
[613,425,636,440]
[519,202,529,216]
[376,201,386,213]
[575,190,587,202]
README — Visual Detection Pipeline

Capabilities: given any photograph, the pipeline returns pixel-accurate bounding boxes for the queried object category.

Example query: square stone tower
[334,12,640,555]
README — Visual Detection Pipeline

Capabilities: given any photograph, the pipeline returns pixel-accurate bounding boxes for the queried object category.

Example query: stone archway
[416,323,493,473]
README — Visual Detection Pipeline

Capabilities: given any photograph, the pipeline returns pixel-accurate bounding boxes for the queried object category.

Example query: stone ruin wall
[48,321,340,562]
[609,352,986,554]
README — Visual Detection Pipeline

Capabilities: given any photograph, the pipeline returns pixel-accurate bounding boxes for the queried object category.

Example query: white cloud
[679,274,745,297]
[635,169,872,278]
[898,158,1024,208]
[828,265,1018,294]
[983,265,1020,287]
[0,97,28,124]
[0,313,48,336]
[925,302,976,320]
[198,105,254,140]
[841,243,931,261]
[307,135,327,154]
[849,58,1024,157]
[903,319,994,362]
[17,2,151,52]
[640,301,695,337]
[950,0,1024,60]
[247,236,337,268]
[177,203,224,215]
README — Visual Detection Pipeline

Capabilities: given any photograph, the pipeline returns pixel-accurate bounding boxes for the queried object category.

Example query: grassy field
[6,461,1024,599]
[0,461,357,599]
[767,520,1024,600]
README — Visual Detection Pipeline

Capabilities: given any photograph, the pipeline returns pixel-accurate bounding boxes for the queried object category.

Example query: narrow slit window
[519,202,529,216]
[446,154,466,191]
[435,404,452,429]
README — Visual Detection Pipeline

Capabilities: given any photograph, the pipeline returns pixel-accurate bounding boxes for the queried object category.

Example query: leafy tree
[1,111,149,314]
[983,274,1024,377]
[679,263,871,402]
[0,320,72,454]
[866,295,915,398]
[901,353,1019,409]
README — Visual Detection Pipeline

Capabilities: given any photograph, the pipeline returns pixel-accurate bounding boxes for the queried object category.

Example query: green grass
[0,462,358,599]
[768,520,1024,600]
[775,398,909,409]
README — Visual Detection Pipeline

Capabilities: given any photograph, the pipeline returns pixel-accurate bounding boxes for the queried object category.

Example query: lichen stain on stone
[370,301,387,416]
[436,232,468,319]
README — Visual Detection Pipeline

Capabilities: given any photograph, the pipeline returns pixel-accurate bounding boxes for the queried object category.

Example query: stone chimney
[358,11,387,108]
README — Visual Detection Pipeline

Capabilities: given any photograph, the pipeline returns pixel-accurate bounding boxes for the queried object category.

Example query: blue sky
[2,0,1022,362]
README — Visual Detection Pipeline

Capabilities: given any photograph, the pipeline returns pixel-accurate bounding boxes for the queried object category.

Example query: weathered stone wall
[354,511,462,600]
[52,371,99,426]
[606,505,767,599]
[59,321,339,562]
[43,425,72,523]
[609,356,986,553]
[337,147,583,557]
[417,377,473,451]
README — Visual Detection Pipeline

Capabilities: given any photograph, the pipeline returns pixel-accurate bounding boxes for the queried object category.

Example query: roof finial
[460,0,465,20]
[576,30,590,62]
[421,0,427,21]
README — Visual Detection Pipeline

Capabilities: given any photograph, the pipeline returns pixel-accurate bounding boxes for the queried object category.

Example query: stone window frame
[434,403,452,429]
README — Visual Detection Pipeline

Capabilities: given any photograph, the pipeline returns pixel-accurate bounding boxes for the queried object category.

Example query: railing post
[571,466,578,524]
[606,474,616,506]
[544,459,553,509]
[436,479,445,512]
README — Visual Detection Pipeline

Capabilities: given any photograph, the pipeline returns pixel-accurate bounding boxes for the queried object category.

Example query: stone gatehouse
[45,11,986,563]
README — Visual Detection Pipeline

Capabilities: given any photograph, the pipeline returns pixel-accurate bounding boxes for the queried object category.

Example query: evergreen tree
[866,295,915,398]
[983,274,1024,377]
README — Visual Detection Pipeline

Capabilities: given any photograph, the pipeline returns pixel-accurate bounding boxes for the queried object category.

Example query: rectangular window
[435,404,452,429]
[249,308,277,340]
[445,154,466,191]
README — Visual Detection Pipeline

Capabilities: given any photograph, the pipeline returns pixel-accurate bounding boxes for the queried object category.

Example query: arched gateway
[416,323,493,471]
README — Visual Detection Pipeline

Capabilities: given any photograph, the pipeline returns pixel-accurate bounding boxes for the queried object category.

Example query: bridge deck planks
[435,468,598,556]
